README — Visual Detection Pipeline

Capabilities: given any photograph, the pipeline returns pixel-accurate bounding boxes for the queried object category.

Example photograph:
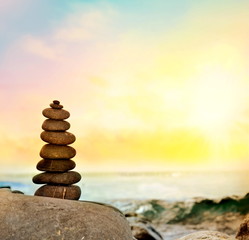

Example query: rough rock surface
[236,215,249,240]
[176,231,231,240]
[0,189,133,240]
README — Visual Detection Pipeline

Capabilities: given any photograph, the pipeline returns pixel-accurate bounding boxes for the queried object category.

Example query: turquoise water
[0,171,248,202]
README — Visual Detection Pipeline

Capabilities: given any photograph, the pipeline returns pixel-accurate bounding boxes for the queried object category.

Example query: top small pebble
[42,100,70,120]
[50,100,63,109]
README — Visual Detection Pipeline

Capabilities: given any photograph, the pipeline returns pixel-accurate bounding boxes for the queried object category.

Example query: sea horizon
[1,170,248,202]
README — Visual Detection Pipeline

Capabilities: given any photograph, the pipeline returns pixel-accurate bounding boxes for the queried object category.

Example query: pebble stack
[33,100,81,200]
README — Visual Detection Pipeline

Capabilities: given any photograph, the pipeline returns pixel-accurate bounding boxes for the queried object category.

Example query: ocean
[0,171,248,202]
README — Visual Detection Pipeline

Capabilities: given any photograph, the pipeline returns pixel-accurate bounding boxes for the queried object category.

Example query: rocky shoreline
[109,193,249,239]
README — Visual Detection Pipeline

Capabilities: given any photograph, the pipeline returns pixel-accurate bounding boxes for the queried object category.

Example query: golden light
[188,67,243,136]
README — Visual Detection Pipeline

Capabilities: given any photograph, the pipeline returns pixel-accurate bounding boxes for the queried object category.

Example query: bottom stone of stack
[34,185,81,200]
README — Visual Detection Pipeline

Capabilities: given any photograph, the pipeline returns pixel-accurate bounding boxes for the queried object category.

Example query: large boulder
[236,215,249,240]
[0,189,133,240]
[176,231,231,240]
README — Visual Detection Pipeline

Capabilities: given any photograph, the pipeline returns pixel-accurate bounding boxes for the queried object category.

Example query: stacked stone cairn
[33,100,81,200]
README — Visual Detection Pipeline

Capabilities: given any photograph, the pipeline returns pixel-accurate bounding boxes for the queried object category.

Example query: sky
[0,0,248,172]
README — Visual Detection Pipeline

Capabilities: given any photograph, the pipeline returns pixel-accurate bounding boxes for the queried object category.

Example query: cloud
[1,1,249,170]
[22,36,59,60]
[16,4,117,65]
[54,9,113,42]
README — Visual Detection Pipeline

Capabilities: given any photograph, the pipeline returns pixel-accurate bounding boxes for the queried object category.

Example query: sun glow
[188,68,244,135]
[0,0,249,171]
[183,67,249,165]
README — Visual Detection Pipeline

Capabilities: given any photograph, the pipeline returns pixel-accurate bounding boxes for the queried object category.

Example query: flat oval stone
[33,171,81,185]
[42,108,70,120]
[36,159,76,172]
[41,131,76,145]
[42,119,70,131]
[34,185,81,200]
[40,144,76,159]
[50,103,63,109]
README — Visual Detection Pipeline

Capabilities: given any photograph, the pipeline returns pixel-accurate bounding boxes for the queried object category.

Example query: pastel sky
[0,0,248,172]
